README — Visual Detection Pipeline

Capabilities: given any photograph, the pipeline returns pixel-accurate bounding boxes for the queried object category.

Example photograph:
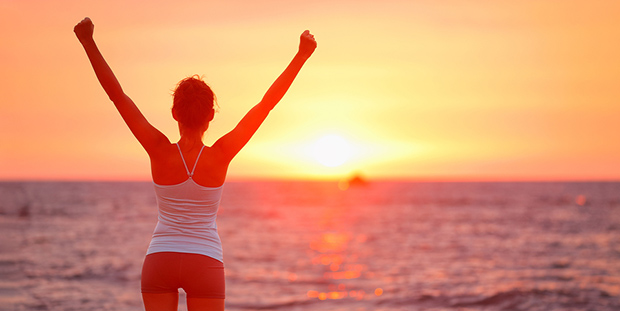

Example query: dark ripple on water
[1,181,620,310]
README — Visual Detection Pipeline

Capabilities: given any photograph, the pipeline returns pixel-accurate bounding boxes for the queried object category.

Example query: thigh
[187,298,225,311]
[179,253,225,299]
[141,252,181,294]
[142,292,179,311]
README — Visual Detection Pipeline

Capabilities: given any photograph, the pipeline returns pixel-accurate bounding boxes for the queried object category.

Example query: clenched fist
[74,17,94,43]
[298,30,317,59]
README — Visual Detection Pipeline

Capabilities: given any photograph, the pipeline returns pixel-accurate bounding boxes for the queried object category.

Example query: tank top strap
[190,145,206,177]
[175,143,192,177]
[175,143,206,178]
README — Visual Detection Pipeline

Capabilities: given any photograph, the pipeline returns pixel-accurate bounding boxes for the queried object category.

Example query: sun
[311,135,353,167]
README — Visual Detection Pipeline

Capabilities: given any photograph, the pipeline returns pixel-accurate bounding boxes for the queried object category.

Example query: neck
[178,126,205,149]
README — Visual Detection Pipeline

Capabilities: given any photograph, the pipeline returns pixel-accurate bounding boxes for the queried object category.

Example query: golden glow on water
[375,288,384,296]
[324,270,362,280]
[310,232,350,253]
[307,289,367,301]
[576,195,587,206]
[302,186,383,302]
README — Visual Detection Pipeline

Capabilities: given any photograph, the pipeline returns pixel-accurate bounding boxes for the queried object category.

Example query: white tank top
[146,143,224,262]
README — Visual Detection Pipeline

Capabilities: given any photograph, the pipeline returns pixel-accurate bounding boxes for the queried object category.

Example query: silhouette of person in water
[74,17,316,311]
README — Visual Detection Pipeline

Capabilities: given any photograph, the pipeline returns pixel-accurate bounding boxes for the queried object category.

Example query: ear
[206,109,215,122]
[172,108,179,121]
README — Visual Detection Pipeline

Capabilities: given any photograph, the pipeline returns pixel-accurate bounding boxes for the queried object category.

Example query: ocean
[1,181,619,311]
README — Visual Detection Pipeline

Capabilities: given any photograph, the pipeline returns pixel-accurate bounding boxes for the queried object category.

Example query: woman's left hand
[298,30,317,59]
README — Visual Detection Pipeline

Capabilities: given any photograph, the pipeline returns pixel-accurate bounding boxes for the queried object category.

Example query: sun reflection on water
[305,219,383,301]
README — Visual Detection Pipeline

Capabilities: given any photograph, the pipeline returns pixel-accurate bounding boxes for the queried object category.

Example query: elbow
[257,99,278,112]
[108,90,126,103]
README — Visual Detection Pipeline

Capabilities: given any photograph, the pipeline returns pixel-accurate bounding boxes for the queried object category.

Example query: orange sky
[1,0,620,181]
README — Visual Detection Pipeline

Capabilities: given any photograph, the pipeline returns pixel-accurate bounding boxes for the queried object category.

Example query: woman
[74,17,316,311]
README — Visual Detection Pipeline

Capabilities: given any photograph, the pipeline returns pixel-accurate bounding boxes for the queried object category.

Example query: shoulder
[206,142,233,164]
[193,146,230,187]
[148,142,180,162]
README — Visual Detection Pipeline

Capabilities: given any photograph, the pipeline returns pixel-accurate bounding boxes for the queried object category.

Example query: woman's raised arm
[74,17,169,155]
[213,30,317,162]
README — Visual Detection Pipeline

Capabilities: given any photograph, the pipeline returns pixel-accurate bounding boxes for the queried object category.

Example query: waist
[148,221,223,262]
[152,221,218,236]
[157,217,217,230]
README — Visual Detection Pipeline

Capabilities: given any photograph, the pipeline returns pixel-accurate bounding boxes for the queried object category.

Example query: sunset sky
[1,0,620,181]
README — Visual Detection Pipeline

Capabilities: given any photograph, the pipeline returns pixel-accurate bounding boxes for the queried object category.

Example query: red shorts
[141,252,225,299]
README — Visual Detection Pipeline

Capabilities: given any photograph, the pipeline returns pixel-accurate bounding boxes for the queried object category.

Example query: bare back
[149,143,229,187]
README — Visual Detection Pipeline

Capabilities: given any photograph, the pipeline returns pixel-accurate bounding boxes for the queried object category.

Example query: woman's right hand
[298,30,317,59]
[74,17,94,43]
